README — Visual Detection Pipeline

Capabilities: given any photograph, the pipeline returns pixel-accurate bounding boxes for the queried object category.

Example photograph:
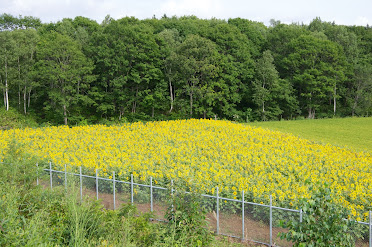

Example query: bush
[165,188,213,246]
[279,183,358,246]
[118,203,160,246]
[0,107,38,129]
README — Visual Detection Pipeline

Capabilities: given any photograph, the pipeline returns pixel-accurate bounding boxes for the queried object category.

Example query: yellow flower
[0,119,370,219]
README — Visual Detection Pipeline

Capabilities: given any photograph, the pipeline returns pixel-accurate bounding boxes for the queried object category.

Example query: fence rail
[37,163,372,247]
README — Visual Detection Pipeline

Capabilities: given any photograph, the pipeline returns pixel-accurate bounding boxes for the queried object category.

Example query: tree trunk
[132,87,138,113]
[119,108,123,120]
[23,86,27,114]
[352,94,359,117]
[169,77,174,113]
[308,107,314,119]
[132,101,137,114]
[63,105,68,125]
[18,90,21,110]
[190,91,193,117]
[352,80,363,116]
[333,85,336,116]
[5,61,9,111]
[308,94,314,119]
[28,89,31,108]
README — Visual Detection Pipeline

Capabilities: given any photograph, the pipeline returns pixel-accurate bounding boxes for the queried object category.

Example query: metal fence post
[80,166,82,202]
[242,190,245,240]
[36,163,39,186]
[216,186,219,235]
[96,169,99,200]
[270,195,273,247]
[369,210,371,247]
[113,171,116,210]
[49,162,52,190]
[131,174,134,205]
[150,177,153,212]
[300,208,303,223]
[64,164,67,191]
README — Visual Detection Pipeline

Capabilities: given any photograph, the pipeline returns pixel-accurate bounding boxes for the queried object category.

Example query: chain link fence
[38,163,372,247]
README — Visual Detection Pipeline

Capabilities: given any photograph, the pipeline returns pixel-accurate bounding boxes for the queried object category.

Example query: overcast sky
[1,0,371,26]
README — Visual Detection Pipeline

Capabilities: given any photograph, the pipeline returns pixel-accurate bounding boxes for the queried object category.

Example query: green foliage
[0,13,42,31]
[252,50,290,121]
[0,13,371,124]
[0,107,38,129]
[35,31,95,125]
[279,184,357,246]
[283,33,347,118]
[0,139,53,246]
[165,188,213,246]
[118,203,161,246]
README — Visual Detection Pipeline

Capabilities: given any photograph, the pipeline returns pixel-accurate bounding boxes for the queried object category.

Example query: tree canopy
[1,14,371,124]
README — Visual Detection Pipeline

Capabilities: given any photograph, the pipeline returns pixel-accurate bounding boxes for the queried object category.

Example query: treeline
[1,13,371,125]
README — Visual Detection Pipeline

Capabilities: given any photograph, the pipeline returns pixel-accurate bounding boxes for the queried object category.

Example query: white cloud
[355,16,370,26]
[1,0,371,26]
[156,0,224,19]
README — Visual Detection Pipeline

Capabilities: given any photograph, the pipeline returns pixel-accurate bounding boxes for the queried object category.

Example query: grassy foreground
[247,117,372,153]
[0,141,245,247]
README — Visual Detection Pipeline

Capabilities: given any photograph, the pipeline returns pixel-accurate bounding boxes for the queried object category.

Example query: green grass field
[247,117,372,153]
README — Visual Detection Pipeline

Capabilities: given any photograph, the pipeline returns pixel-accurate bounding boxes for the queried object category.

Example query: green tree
[35,32,94,125]
[267,22,309,74]
[174,34,221,118]
[284,34,347,118]
[252,50,282,120]
[91,18,163,120]
[0,13,41,31]
[351,61,372,116]
[204,20,256,119]
[347,25,372,116]
[228,18,267,57]
[11,29,39,114]
[157,28,182,113]
[0,31,16,111]
[309,18,360,117]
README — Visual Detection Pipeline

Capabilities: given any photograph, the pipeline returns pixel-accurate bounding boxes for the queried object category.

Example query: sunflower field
[1,119,371,221]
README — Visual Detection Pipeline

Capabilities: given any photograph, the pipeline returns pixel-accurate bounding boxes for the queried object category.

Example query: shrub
[118,203,160,246]
[279,183,357,246]
[165,188,213,246]
[0,107,38,129]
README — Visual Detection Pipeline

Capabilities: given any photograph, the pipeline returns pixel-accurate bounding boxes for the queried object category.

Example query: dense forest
[0,13,371,125]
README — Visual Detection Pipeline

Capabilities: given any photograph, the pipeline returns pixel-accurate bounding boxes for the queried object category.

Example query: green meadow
[247,117,372,153]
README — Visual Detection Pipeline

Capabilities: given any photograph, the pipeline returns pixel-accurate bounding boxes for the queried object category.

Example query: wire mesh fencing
[38,163,372,247]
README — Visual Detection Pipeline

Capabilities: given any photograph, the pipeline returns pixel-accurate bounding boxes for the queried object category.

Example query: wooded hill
[1,14,371,125]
